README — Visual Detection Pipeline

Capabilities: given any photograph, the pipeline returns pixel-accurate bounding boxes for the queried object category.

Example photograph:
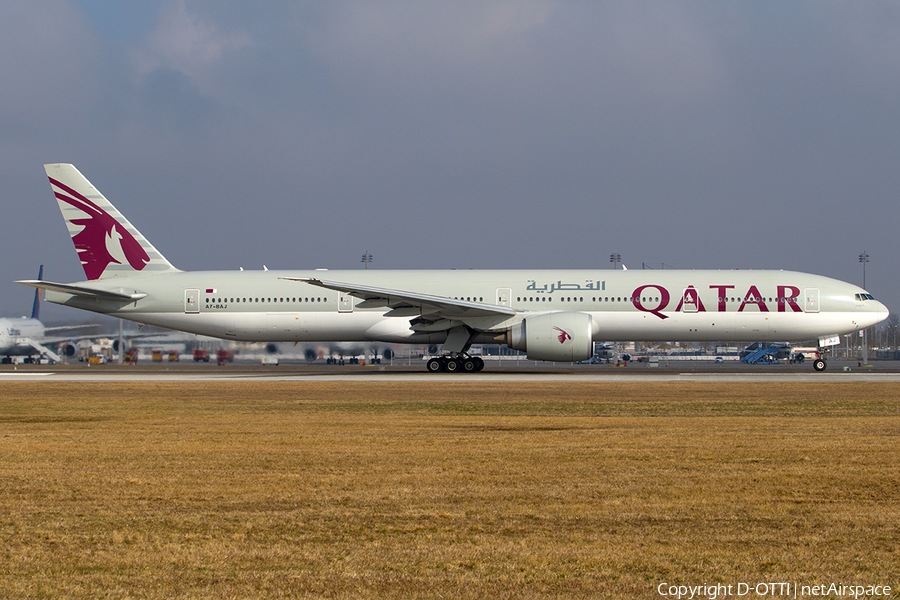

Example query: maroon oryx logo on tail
[50,177,149,280]
[553,326,572,344]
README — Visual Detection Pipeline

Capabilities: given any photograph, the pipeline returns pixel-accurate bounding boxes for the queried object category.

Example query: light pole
[361,251,373,270]
[610,253,621,270]
[859,251,869,289]
[859,251,870,363]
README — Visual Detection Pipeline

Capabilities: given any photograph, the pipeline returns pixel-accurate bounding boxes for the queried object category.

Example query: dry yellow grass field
[0,382,898,599]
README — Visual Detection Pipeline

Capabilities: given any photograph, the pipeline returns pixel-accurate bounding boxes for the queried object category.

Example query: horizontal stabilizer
[16,280,147,302]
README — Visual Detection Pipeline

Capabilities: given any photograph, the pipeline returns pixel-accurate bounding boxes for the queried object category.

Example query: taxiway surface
[3,361,900,382]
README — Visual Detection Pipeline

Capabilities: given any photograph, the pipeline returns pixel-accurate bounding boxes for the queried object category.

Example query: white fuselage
[43,268,888,346]
[0,318,46,356]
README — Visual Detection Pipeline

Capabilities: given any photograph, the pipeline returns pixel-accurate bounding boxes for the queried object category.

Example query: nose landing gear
[812,341,832,371]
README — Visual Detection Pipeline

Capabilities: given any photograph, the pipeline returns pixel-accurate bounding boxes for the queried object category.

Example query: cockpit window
[855,293,877,301]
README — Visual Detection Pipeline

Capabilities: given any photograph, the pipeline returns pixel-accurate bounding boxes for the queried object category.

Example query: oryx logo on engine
[553,326,572,344]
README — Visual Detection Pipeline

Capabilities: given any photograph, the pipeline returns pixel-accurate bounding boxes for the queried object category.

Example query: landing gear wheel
[813,359,827,372]
[427,358,443,373]
[473,357,485,372]
[462,358,478,372]
[444,358,460,373]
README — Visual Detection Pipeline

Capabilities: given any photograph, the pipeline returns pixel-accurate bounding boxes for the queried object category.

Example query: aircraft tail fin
[44,164,180,281]
[31,265,43,320]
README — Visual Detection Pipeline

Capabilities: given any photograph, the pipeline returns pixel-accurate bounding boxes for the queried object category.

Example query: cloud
[305,1,726,110]
[135,0,251,84]
[0,0,100,136]
[312,0,554,68]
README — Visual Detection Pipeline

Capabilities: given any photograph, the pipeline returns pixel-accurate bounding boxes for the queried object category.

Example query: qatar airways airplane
[18,164,889,372]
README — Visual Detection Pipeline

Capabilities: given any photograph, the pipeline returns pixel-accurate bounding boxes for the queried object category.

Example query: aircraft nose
[870,300,890,326]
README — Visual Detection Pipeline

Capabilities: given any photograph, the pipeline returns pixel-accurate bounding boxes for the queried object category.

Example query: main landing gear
[426,355,485,373]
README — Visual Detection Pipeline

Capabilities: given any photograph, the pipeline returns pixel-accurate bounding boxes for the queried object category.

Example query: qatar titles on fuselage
[17,164,889,372]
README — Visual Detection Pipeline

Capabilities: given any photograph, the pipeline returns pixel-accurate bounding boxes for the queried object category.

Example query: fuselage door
[338,292,354,313]
[184,289,200,314]
[804,288,820,313]
[496,287,512,308]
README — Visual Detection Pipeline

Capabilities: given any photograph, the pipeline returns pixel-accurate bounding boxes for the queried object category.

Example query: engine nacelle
[508,312,593,362]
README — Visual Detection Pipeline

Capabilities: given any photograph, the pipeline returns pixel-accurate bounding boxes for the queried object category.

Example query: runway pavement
[3,361,900,382]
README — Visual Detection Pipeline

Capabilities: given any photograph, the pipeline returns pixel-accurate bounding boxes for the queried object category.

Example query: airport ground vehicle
[216,349,234,366]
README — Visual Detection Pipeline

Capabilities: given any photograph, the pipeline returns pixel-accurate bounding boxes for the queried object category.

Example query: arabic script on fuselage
[526,280,605,293]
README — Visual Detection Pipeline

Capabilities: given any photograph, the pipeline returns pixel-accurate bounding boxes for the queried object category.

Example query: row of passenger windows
[517,297,660,303]
[204,294,806,307]
[515,296,800,303]
[206,297,329,304]
[718,297,798,303]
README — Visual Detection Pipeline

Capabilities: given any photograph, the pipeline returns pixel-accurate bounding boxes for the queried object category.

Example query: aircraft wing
[42,324,103,333]
[16,280,147,302]
[280,277,517,319]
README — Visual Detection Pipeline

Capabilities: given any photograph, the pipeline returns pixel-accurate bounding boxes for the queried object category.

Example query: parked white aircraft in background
[18,164,889,372]
[1,265,99,363]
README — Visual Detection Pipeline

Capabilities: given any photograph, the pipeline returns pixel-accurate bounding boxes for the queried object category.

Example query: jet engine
[507,312,593,362]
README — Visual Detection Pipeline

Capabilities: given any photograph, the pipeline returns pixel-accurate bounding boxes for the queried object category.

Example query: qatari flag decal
[206,288,217,294]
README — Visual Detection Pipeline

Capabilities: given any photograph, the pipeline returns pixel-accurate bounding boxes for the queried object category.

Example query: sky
[1,0,898,323]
